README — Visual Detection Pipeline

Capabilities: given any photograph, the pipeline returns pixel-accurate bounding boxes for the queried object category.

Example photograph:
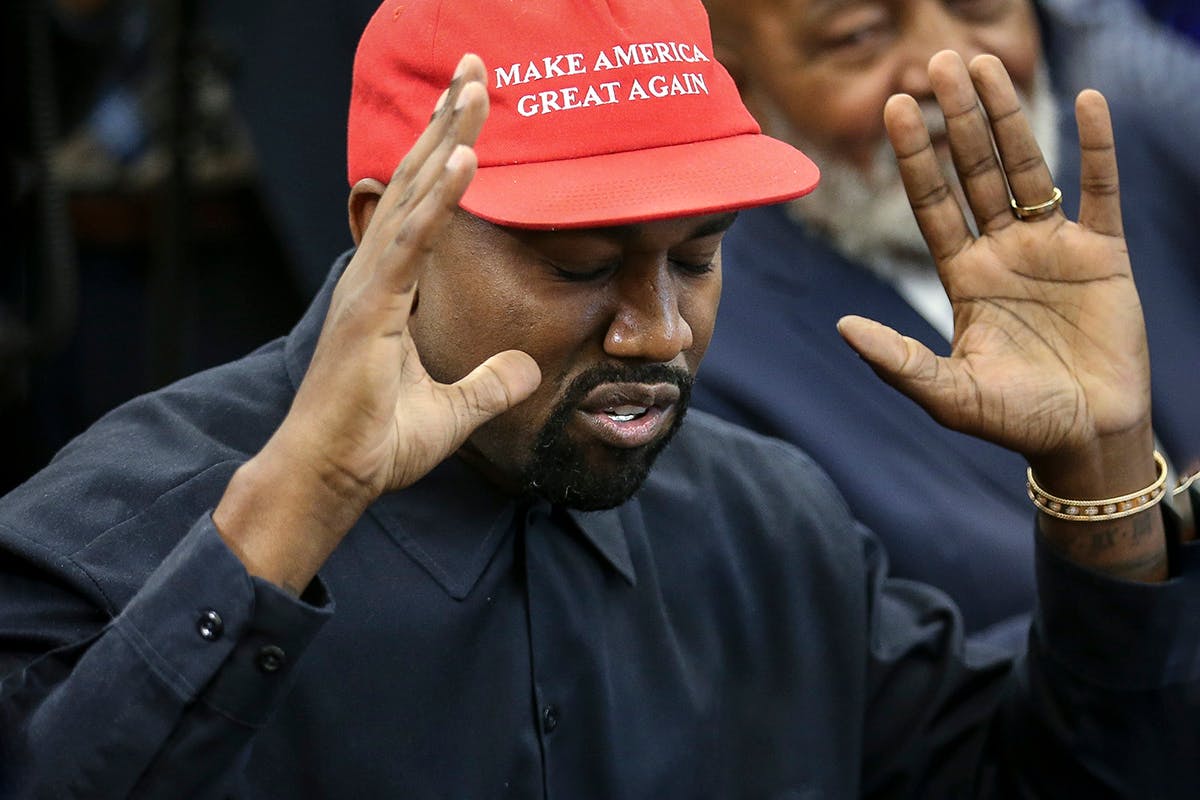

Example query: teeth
[604,405,647,422]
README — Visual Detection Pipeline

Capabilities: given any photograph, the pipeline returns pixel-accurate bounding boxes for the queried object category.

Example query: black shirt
[2,252,1199,798]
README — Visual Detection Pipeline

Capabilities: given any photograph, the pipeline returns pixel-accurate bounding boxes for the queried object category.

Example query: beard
[519,363,693,511]
[771,64,1061,273]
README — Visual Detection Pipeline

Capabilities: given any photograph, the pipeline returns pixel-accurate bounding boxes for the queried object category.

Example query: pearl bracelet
[1026,452,1169,522]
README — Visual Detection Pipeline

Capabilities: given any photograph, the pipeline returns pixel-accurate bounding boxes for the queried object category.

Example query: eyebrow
[806,0,873,17]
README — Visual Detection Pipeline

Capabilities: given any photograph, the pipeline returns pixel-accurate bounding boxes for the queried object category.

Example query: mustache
[558,363,693,407]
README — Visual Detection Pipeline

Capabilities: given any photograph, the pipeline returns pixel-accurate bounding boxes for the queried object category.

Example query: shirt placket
[522,502,617,799]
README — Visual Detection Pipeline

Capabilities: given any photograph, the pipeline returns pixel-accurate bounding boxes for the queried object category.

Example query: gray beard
[774,64,1061,275]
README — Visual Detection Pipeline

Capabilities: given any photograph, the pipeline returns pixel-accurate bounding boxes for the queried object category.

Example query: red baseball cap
[348,0,819,229]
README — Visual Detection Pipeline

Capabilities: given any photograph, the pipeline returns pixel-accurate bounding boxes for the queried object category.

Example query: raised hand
[836,51,1163,578]
[213,55,541,592]
[838,52,1152,461]
[286,54,540,498]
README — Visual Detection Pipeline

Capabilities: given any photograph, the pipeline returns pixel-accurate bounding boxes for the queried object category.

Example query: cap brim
[459,133,819,229]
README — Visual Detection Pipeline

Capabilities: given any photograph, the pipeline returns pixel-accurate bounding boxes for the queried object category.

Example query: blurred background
[3,0,378,493]
[4,0,1198,495]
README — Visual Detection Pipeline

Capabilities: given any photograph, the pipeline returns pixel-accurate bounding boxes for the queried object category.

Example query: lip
[572,382,680,449]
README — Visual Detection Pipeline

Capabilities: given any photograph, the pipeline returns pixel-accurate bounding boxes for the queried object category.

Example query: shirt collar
[286,250,637,598]
[368,459,637,599]
[566,506,637,587]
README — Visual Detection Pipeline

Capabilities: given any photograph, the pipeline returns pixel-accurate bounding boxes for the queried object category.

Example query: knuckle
[959,153,995,180]
[1005,152,1045,176]
[910,182,952,211]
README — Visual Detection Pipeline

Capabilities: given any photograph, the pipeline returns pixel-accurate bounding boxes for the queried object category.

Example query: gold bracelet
[1026,451,1168,522]
[1174,469,1200,499]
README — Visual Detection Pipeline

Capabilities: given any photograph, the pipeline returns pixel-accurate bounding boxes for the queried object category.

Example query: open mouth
[574,382,681,448]
[603,405,650,423]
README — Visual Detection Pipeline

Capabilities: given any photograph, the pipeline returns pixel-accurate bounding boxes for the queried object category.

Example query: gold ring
[1010,186,1063,220]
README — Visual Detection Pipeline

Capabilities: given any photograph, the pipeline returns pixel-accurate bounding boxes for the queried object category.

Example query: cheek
[987,38,1040,95]
[683,274,722,367]
[973,4,1043,95]
[408,275,530,386]
[411,275,602,407]
[782,68,895,166]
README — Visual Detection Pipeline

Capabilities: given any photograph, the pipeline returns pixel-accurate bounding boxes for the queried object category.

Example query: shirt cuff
[1034,535,1200,690]
[113,513,333,724]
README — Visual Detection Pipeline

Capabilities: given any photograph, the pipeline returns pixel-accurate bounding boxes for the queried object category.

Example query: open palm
[838,52,1151,462]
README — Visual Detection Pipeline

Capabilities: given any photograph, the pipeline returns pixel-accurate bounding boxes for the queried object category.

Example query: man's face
[707,0,1050,265]
[409,211,731,509]
[714,0,1041,172]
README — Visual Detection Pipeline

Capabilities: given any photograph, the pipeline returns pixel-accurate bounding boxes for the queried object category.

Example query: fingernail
[446,145,466,171]
[453,54,468,80]
[433,88,450,112]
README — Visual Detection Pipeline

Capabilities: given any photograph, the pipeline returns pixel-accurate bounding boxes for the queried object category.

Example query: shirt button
[196,609,223,641]
[541,704,559,733]
[256,645,287,673]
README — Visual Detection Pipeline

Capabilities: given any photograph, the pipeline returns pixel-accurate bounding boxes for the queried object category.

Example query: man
[2,0,1197,796]
[694,0,1200,648]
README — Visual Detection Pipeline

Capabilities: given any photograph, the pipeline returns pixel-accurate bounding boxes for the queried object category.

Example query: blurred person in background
[694,0,1200,649]
[4,0,305,494]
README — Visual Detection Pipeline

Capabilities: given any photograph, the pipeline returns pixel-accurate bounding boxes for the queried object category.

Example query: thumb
[837,315,946,407]
[444,349,542,442]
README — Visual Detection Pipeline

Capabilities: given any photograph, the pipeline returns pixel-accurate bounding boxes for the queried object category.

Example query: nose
[896,2,981,96]
[603,262,693,363]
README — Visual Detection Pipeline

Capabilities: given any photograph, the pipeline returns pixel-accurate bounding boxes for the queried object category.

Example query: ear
[348,178,387,245]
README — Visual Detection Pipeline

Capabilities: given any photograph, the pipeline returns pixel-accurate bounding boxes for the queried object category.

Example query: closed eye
[545,258,621,282]
[670,257,716,276]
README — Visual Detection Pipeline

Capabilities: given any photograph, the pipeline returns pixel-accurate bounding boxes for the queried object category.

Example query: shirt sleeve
[994,534,1200,797]
[0,513,333,799]
[860,518,1200,798]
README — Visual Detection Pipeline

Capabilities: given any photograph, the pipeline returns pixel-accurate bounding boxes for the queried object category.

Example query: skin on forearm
[213,438,376,596]
[1029,424,1168,583]
[1039,509,1167,583]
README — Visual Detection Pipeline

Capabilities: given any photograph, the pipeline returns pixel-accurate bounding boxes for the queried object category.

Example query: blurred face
[707,0,1050,264]
[408,211,731,509]
[713,0,1041,170]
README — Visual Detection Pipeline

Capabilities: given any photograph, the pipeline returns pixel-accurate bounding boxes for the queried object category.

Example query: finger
[442,349,542,446]
[369,63,490,296]
[968,54,1061,223]
[1074,89,1124,239]
[383,53,488,199]
[376,142,480,297]
[926,50,1012,233]
[883,92,973,266]
[836,315,966,428]
[338,55,490,304]
[377,56,490,231]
